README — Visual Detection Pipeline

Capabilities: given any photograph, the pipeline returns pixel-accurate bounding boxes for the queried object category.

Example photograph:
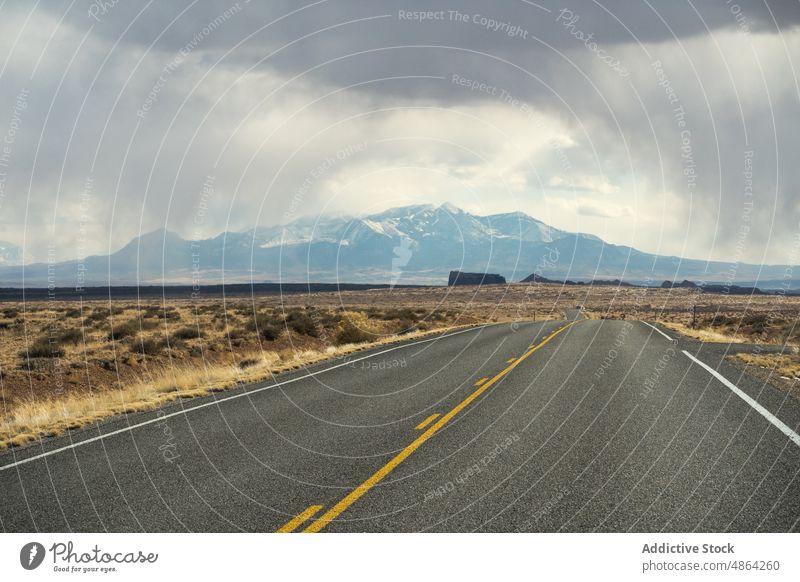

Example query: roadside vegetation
[657,311,800,389]
[733,353,800,382]
[2,284,797,448]
[0,296,502,448]
[586,288,800,396]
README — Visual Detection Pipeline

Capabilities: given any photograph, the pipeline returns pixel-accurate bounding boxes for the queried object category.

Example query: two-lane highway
[1,318,798,532]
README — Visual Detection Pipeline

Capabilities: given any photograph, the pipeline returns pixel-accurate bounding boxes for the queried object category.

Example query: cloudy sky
[0,0,798,265]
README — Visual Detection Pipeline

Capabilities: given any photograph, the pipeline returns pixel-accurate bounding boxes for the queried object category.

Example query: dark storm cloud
[46,0,799,102]
[61,1,800,50]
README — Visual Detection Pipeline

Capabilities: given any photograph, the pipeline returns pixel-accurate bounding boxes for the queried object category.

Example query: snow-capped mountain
[249,203,575,250]
[0,203,793,287]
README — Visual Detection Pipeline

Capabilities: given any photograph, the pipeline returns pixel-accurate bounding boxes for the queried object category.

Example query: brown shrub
[108,320,139,341]
[131,338,164,355]
[286,310,319,337]
[59,328,84,345]
[171,326,204,340]
[22,338,64,359]
[336,312,377,345]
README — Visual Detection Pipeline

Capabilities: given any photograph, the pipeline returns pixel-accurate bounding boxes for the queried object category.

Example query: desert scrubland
[1,282,798,448]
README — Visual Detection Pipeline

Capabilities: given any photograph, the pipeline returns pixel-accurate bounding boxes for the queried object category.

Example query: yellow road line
[276,504,324,533]
[474,377,489,386]
[506,358,516,364]
[303,321,577,533]
[415,413,441,430]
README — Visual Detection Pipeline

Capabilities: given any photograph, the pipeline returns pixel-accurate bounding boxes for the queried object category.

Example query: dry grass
[660,322,751,344]
[2,293,521,449]
[1,352,279,448]
[733,353,800,381]
[587,287,799,348]
[0,322,478,448]
[2,282,799,448]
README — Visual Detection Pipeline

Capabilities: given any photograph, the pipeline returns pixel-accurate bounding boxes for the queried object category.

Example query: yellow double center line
[276,505,323,533]
[299,320,577,533]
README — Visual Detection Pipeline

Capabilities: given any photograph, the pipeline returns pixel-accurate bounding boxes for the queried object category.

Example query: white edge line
[0,322,515,472]
[682,350,800,448]
[642,321,674,341]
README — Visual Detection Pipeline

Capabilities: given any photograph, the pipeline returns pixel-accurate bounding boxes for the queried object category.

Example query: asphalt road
[1,318,799,532]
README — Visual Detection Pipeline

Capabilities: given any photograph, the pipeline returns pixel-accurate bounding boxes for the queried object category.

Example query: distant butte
[448,271,506,286]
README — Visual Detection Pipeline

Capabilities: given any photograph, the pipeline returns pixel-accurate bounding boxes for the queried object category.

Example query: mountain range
[0,203,796,288]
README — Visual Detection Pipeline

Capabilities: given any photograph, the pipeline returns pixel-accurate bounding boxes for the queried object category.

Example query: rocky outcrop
[448,271,506,286]
[661,279,699,288]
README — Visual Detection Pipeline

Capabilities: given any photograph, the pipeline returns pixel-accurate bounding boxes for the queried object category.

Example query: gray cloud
[0,0,799,266]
